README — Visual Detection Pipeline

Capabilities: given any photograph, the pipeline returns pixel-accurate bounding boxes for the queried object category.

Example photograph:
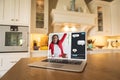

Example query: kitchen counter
[88,48,120,53]
[1,53,120,80]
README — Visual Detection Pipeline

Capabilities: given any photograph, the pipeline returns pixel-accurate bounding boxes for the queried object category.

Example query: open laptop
[28,32,87,72]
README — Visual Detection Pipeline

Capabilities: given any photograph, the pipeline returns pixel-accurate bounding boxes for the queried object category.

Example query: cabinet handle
[0,58,3,66]
[16,19,19,21]
[11,19,14,21]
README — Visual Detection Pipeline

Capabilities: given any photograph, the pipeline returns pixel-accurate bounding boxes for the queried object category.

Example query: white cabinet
[111,1,120,35]
[88,1,111,36]
[0,53,29,78]
[0,0,4,23]
[30,0,48,34]
[0,70,8,78]
[14,0,31,26]
[0,0,31,26]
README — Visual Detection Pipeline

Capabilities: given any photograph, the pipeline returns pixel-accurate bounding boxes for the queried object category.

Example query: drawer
[0,53,29,71]
[0,57,18,71]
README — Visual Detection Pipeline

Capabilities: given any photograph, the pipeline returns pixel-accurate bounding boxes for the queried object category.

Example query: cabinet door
[88,2,111,36]
[15,0,31,26]
[31,0,48,34]
[1,0,15,25]
[0,53,29,78]
[0,0,4,23]
[0,53,29,70]
[111,3,120,35]
[102,5,111,35]
[0,0,31,26]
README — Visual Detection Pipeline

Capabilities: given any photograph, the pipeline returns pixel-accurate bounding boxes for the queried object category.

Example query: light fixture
[70,26,77,32]
[63,24,77,32]
[37,0,44,6]
[63,25,69,32]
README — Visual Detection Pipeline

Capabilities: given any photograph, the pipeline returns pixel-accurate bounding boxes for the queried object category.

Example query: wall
[111,1,120,35]
[48,0,58,33]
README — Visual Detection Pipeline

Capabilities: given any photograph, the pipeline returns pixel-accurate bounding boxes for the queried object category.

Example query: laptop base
[28,60,86,72]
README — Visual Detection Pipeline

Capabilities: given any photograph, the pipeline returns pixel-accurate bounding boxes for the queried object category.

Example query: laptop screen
[48,32,86,60]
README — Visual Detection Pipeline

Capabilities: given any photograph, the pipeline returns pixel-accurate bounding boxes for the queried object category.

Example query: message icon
[77,40,85,46]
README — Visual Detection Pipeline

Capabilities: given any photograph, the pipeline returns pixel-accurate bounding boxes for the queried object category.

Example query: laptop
[28,32,87,72]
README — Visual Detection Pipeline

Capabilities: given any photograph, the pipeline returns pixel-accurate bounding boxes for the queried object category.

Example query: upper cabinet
[30,0,48,34]
[0,0,31,26]
[111,1,120,35]
[88,1,111,36]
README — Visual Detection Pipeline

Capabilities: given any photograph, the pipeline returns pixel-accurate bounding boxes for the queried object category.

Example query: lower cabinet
[111,1,120,35]
[0,53,29,78]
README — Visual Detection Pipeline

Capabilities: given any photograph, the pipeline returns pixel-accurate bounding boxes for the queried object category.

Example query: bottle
[107,39,112,49]
[87,39,93,50]
[33,40,39,50]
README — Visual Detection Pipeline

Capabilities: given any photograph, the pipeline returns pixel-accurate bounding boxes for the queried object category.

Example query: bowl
[96,45,104,49]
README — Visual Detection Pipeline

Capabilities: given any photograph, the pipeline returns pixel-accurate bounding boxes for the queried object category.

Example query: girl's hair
[52,34,59,44]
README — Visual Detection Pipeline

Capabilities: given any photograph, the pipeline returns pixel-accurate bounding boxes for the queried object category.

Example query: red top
[49,33,67,57]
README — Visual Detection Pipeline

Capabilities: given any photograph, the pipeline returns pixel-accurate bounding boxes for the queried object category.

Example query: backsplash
[30,33,120,50]
[88,36,120,49]
[30,33,48,50]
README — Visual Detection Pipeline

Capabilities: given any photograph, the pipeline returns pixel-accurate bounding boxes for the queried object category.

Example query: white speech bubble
[77,40,85,46]
[72,34,79,38]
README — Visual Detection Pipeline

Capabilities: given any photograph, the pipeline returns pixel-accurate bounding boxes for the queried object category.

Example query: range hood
[51,0,97,32]
[52,9,96,26]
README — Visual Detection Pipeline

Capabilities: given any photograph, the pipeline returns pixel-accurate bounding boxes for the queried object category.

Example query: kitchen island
[1,53,120,80]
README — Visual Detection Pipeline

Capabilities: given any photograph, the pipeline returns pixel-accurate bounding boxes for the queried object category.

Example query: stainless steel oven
[0,26,28,52]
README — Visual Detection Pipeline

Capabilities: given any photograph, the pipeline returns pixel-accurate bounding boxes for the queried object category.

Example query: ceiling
[85,0,114,4]
[101,0,114,2]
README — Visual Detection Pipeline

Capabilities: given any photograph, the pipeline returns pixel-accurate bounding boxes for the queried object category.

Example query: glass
[36,0,44,28]
[36,21,44,28]
[97,7,103,31]
[5,32,23,46]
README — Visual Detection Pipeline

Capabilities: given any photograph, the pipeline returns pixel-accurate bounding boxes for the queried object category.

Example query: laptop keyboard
[42,59,82,65]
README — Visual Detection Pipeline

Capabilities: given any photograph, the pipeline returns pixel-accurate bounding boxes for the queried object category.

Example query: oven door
[0,26,28,52]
